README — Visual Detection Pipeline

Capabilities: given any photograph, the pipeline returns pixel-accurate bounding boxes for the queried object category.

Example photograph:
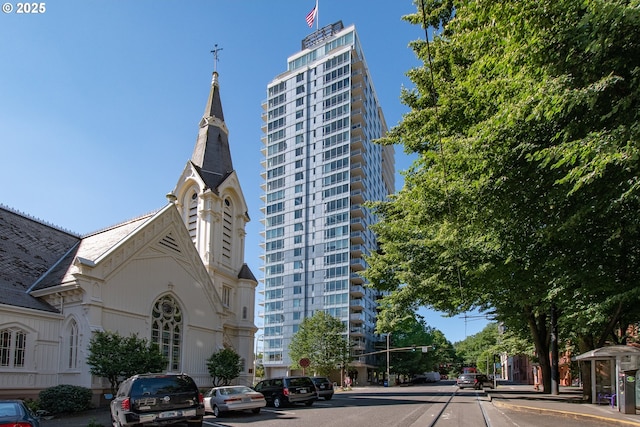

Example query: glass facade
[261,22,394,377]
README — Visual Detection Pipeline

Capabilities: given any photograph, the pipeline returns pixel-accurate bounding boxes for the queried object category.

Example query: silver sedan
[203,386,266,417]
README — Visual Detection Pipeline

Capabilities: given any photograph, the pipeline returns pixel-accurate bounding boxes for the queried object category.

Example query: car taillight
[0,423,33,427]
[121,397,130,411]
[198,393,204,404]
[251,393,265,400]
[223,397,242,403]
[283,387,290,396]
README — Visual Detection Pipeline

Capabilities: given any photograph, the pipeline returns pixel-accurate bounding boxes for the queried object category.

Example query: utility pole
[386,333,391,385]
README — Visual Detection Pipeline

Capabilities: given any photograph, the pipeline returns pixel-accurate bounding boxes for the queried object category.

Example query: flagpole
[316,0,319,30]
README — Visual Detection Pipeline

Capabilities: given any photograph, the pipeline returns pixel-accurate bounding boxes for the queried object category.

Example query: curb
[492,399,640,427]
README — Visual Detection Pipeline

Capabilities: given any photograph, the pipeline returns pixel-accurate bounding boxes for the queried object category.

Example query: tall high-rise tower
[260,22,394,382]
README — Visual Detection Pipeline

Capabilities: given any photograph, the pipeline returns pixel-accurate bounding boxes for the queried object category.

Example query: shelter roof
[573,345,640,361]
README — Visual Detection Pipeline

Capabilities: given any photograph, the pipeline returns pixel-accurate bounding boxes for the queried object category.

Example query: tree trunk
[577,335,595,401]
[526,307,552,393]
[550,304,559,395]
[580,360,592,402]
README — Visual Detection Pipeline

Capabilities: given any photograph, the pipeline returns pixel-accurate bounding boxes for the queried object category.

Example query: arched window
[222,198,233,264]
[0,327,26,368]
[187,190,198,243]
[67,320,79,369]
[151,295,183,372]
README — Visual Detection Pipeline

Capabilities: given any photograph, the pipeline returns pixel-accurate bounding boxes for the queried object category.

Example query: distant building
[0,70,257,401]
[260,21,394,383]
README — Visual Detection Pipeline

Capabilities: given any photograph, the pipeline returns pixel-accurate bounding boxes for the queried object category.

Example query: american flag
[305,3,317,28]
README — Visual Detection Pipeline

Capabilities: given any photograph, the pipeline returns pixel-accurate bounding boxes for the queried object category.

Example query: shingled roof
[0,206,80,311]
[190,72,234,193]
[30,212,156,292]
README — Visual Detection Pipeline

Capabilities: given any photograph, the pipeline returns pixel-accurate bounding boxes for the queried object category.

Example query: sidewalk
[40,406,111,427]
[486,383,640,426]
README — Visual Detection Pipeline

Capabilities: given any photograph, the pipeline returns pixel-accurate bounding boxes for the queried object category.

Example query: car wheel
[252,408,261,414]
[213,405,222,417]
[305,399,314,406]
[324,394,333,401]
[273,395,284,408]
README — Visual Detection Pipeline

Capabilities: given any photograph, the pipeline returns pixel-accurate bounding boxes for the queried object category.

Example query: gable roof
[30,211,157,291]
[0,206,80,311]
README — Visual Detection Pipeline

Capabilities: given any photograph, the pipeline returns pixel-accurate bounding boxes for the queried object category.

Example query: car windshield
[0,402,20,417]
[288,377,312,386]
[132,377,194,395]
[219,386,253,395]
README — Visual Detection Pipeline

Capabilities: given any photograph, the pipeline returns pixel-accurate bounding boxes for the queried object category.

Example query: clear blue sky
[0,0,488,343]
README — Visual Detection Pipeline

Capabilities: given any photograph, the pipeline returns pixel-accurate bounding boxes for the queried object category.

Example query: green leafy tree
[364,0,640,397]
[430,329,457,375]
[87,331,167,394]
[386,316,451,378]
[289,311,350,376]
[207,347,243,387]
[388,319,431,378]
[254,351,265,382]
[454,324,500,369]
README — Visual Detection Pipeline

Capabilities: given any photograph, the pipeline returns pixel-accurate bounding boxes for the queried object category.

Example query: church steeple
[190,67,234,192]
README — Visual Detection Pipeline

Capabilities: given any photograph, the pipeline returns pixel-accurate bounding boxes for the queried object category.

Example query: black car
[456,373,494,389]
[253,376,317,408]
[0,399,40,427]
[311,376,334,400]
[110,373,204,427]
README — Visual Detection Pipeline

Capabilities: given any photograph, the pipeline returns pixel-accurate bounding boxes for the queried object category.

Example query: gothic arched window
[222,198,233,264]
[187,190,198,243]
[67,319,79,369]
[151,295,183,372]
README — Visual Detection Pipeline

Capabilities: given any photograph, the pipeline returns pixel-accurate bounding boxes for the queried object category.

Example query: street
[201,382,610,427]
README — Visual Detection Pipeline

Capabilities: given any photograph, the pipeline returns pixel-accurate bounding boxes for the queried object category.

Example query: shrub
[38,384,92,414]
[22,398,39,413]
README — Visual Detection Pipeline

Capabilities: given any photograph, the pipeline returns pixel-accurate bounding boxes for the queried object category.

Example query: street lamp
[252,334,263,386]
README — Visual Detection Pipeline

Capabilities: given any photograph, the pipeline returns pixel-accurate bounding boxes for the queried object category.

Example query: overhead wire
[418,0,466,322]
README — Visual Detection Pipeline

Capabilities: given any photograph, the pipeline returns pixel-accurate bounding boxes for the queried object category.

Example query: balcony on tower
[350,284,365,298]
[350,257,366,272]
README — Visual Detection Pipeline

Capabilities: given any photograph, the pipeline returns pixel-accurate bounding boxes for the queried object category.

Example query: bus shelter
[573,345,640,413]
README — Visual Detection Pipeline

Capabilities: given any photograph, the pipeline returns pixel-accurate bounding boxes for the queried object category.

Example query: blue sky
[0,0,488,343]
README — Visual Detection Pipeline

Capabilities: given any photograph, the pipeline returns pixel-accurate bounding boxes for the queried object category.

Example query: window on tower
[186,190,198,243]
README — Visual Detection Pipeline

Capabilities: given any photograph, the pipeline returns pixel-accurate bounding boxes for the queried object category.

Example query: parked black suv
[110,373,204,426]
[253,376,317,408]
[311,376,334,400]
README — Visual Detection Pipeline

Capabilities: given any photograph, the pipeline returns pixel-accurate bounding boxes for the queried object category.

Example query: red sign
[299,358,310,368]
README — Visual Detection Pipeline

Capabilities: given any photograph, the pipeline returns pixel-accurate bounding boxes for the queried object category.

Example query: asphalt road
[40,383,619,427]
[201,384,611,427]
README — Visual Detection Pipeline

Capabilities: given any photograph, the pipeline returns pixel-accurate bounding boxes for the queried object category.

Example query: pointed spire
[190,57,234,192]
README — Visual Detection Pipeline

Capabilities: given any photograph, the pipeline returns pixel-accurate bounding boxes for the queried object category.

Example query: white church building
[0,70,257,403]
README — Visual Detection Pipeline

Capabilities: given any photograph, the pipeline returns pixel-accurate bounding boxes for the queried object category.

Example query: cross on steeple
[211,44,223,73]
